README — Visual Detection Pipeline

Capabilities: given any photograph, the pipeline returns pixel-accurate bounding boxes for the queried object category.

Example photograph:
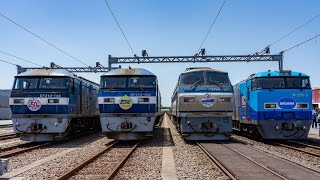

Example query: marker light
[265,103,276,109]
[48,99,59,103]
[104,98,115,103]
[14,99,24,104]
[138,98,149,102]
[220,97,231,102]
[297,103,308,108]
[184,97,195,103]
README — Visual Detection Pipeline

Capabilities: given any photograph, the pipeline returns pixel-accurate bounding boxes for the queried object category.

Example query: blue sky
[0,0,319,106]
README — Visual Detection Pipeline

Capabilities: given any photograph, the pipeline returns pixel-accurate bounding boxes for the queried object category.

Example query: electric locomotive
[171,67,234,140]
[233,70,312,139]
[98,68,161,140]
[10,69,100,142]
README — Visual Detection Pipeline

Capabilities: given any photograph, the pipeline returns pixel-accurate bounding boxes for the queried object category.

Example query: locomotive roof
[182,67,227,74]
[252,71,309,78]
[101,68,155,76]
[15,69,75,78]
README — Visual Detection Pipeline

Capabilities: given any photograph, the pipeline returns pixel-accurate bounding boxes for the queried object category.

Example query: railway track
[0,142,51,158]
[0,131,99,158]
[0,133,18,141]
[268,140,320,158]
[197,142,237,180]
[58,140,141,180]
[197,141,320,179]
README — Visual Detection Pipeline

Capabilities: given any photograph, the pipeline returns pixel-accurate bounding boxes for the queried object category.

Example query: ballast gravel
[167,117,227,179]
[113,127,163,180]
[11,133,112,179]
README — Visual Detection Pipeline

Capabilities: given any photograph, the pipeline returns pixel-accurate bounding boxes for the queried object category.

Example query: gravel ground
[70,143,136,180]
[0,137,22,146]
[0,127,14,134]
[0,138,28,150]
[233,135,320,170]
[113,128,163,180]
[16,133,111,179]
[167,116,227,179]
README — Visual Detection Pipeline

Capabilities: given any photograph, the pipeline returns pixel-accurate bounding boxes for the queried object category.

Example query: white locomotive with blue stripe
[233,70,312,139]
[98,68,161,140]
[10,69,100,142]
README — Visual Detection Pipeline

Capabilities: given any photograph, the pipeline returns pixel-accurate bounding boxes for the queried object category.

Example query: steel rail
[0,142,30,152]
[0,142,51,158]
[0,133,17,141]
[271,142,320,158]
[287,140,320,150]
[220,143,287,180]
[57,141,118,180]
[106,140,141,180]
[196,142,237,180]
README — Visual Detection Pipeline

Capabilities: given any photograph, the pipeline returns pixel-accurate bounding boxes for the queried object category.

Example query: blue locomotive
[98,68,161,140]
[171,67,234,140]
[233,70,312,139]
[9,69,100,142]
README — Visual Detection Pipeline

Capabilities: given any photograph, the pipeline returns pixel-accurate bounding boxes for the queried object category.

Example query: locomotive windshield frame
[13,76,73,90]
[251,77,311,90]
[179,71,232,92]
[100,75,157,90]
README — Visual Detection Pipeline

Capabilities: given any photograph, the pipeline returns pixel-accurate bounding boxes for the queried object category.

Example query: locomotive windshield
[39,78,71,89]
[100,76,156,90]
[13,78,38,89]
[13,77,71,90]
[100,77,126,89]
[179,71,232,91]
[128,77,156,88]
[252,77,311,90]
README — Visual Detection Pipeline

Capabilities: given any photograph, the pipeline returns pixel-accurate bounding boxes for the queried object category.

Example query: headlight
[184,97,195,103]
[265,103,276,109]
[14,99,24,104]
[104,98,115,103]
[138,98,149,102]
[48,99,59,103]
[297,103,308,108]
[220,97,231,102]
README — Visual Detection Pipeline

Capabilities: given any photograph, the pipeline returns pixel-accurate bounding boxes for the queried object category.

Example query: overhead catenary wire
[0,50,43,67]
[282,32,320,53]
[259,14,320,54]
[196,0,227,55]
[0,58,18,66]
[103,0,136,56]
[0,12,89,66]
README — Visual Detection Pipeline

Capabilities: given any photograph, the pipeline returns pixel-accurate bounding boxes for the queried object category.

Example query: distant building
[0,89,11,119]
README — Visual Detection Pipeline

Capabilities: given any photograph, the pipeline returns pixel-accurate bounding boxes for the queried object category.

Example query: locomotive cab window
[13,77,38,90]
[128,76,156,88]
[179,71,204,85]
[207,72,232,90]
[39,77,70,89]
[254,77,310,89]
[100,76,126,90]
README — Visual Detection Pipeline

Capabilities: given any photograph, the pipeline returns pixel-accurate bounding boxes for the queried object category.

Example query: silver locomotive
[170,67,234,140]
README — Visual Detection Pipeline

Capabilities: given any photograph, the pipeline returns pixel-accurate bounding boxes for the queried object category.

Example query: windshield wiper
[191,79,202,90]
[211,81,224,90]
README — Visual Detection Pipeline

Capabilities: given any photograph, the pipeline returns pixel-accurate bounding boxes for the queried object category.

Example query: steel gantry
[16,53,284,74]
[108,53,284,71]
[17,62,110,74]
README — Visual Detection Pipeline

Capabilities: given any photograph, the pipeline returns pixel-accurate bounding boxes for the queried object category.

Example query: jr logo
[119,95,133,110]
